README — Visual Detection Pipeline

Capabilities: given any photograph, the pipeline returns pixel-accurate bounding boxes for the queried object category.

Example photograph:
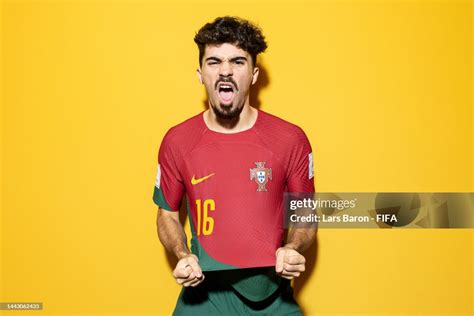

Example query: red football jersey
[153,109,315,271]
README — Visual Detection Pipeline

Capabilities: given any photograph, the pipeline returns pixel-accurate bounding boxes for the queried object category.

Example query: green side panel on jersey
[185,198,237,271]
[153,186,173,211]
[190,238,238,271]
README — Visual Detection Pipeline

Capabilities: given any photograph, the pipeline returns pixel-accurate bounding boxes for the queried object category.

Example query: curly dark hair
[194,16,267,67]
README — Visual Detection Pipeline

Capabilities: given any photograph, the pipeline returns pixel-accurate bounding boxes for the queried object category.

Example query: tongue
[219,90,234,102]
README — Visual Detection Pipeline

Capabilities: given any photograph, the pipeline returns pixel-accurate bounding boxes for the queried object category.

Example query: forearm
[157,209,189,260]
[284,228,316,253]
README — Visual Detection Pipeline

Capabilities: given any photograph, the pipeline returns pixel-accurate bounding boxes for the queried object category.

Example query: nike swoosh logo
[191,173,215,185]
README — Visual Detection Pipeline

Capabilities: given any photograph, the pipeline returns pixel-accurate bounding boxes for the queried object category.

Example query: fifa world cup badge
[250,162,272,192]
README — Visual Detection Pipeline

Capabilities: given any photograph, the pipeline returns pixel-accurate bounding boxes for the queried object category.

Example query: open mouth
[218,83,235,104]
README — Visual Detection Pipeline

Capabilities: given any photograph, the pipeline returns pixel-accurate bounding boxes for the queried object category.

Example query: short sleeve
[152,132,184,211]
[286,128,315,193]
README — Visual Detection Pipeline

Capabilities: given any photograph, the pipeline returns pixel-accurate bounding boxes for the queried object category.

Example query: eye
[206,59,220,65]
[234,60,245,65]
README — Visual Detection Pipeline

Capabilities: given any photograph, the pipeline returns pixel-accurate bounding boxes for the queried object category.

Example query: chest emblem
[250,162,272,192]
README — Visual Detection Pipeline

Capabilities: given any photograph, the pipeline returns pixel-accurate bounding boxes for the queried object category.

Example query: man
[154,16,316,315]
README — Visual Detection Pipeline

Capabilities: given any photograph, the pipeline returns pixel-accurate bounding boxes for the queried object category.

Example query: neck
[204,105,258,134]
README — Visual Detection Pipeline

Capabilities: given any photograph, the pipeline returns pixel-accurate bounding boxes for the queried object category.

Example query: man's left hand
[275,246,306,280]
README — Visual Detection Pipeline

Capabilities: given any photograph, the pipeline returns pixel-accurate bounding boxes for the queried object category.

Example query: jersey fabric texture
[153,109,315,301]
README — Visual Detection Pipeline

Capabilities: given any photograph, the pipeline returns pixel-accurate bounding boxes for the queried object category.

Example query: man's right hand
[173,254,205,287]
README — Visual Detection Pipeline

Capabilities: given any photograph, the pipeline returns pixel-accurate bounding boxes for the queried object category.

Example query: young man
[154,16,316,315]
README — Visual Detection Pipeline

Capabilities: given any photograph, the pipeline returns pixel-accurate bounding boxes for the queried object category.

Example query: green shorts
[172,272,302,316]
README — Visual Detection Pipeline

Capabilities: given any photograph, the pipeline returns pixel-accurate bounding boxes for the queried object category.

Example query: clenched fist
[275,247,306,280]
[173,254,205,287]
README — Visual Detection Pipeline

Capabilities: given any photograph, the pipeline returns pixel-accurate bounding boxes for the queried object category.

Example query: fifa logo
[250,162,272,192]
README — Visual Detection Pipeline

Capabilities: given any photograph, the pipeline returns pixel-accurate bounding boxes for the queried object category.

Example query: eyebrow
[230,57,248,62]
[205,56,248,63]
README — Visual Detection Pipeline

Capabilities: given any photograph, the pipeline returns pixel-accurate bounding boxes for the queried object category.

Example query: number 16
[196,199,215,236]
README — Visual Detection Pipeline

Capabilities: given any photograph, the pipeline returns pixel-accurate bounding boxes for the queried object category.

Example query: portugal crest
[250,162,272,192]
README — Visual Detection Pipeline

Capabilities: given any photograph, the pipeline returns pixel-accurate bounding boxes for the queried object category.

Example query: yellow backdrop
[1,0,472,315]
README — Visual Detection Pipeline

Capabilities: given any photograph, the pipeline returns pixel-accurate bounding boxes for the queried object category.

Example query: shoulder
[256,110,309,144]
[162,112,206,145]
[159,112,207,159]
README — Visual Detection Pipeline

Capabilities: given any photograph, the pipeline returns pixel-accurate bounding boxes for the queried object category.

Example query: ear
[196,68,203,84]
[251,67,259,85]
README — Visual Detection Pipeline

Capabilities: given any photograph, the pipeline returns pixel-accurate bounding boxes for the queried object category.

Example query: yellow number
[196,199,201,236]
[195,199,215,236]
[202,199,215,235]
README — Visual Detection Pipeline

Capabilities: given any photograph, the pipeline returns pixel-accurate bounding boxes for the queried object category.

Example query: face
[197,43,259,119]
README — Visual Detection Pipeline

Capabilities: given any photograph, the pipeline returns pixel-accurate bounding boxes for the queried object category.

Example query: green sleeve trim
[153,186,174,211]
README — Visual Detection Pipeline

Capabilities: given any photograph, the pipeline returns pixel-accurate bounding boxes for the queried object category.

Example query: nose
[218,61,233,77]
